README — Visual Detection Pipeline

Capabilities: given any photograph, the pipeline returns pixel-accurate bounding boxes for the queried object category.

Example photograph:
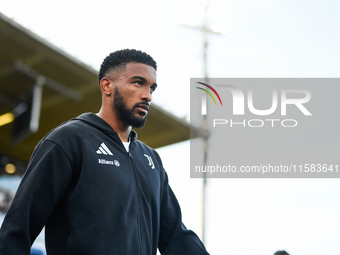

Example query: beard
[113,86,148,129]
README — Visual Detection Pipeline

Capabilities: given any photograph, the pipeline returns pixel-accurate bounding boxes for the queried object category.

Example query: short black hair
[98,49,157,84]
[274,251,289,255]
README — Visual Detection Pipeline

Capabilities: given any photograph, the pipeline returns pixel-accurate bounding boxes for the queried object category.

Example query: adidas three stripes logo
[96,143,113,155]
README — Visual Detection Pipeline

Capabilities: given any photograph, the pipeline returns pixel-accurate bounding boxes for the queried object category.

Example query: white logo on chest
[144,154,155,169]
[98,159,120,167]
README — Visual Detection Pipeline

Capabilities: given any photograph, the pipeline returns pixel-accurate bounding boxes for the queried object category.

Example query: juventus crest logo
[144,154,155,169]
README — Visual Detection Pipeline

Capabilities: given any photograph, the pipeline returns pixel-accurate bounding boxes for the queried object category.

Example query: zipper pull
[128,152,133,158]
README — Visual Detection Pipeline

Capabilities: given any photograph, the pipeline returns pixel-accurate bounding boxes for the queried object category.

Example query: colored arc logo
[196,82,223,106]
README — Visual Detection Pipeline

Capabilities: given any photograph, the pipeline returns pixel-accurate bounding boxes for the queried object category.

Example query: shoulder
[43,118,88,143]
[31,118,94,167]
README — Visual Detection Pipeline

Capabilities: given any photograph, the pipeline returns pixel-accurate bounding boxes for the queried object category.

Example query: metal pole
[201,1,209,244]
[181,0,221,244]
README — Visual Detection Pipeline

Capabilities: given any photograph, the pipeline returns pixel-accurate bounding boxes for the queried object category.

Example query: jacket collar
[74,112,137,142]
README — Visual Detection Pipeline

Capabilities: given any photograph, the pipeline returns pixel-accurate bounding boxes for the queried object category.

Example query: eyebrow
[131,76,157,88]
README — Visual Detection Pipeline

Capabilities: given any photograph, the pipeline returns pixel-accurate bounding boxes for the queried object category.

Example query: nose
[141,87,152,102]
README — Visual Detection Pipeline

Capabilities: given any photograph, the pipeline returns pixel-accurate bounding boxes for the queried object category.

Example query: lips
[135,103,150,114]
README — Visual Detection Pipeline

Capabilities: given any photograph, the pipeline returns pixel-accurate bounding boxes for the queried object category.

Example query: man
[0,49,209,255]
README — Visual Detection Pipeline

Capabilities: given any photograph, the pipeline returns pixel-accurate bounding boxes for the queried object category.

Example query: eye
[150,85,157,92]
[134,80,143,86]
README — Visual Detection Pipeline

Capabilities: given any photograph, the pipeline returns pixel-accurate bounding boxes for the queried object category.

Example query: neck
[97,108,131,142]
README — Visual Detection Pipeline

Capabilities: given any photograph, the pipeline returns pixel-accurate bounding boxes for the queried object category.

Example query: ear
[100,77,112,96]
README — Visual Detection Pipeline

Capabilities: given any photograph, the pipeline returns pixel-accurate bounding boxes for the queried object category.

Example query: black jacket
[0,113,209,255]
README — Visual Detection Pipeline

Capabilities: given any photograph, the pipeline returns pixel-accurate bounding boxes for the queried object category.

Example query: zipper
[128,151,144,255]
[112,132,143,254]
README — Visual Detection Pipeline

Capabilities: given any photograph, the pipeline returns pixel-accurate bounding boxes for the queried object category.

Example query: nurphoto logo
[190,78,339,178]
[196,81,312,128]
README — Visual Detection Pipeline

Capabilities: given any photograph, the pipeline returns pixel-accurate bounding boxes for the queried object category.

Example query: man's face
[111,63,157,128]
